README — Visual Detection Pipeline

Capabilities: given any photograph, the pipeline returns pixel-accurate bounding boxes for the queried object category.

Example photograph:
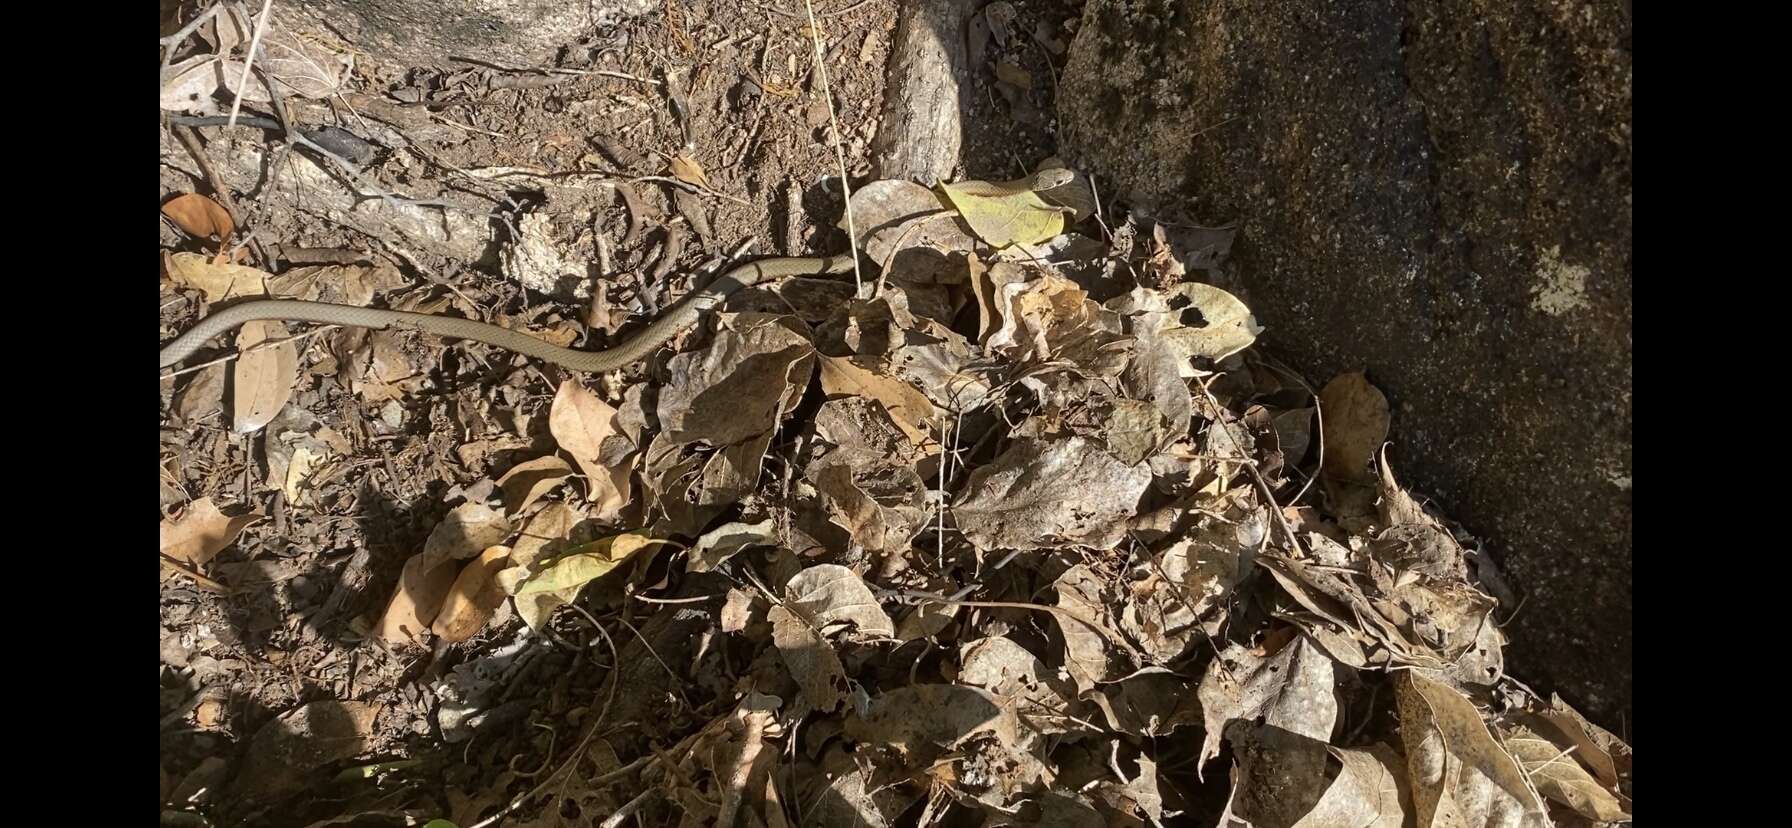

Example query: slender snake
[158,255,858,372]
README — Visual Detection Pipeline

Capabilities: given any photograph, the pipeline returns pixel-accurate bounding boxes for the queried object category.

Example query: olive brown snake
[158,255,858,372]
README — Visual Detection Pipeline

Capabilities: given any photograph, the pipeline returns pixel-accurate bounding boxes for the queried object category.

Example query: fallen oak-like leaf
[783,564,896,639]
[231,320,297,434]
[160,497,263,566]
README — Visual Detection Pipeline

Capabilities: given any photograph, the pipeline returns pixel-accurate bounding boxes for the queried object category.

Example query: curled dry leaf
[547,381,630,518]
[1502,724,1628,822]
[162,193,235,244]
[687,519,777,573]
[817,356,938,451]
[231,320,298,435]
[160,497,263,566]
[430,546,512,643]
[165,253,269,302]
[494,455,573,515]
[1395,671,1550,828]
[783,564,895,639]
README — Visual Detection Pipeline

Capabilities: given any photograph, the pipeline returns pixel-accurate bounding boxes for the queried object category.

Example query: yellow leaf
[165,252,269,302]
[511,532,672,597]
[669,153,709,188]
[937,177,1066,248]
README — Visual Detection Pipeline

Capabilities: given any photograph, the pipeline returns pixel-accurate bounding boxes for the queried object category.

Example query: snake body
[158,256,857,371]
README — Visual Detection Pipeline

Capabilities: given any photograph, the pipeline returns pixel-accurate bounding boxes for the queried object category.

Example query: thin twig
[228,0,275,128]
[801,0,863,292]
[170,123,270,268]
[597,788,655,828]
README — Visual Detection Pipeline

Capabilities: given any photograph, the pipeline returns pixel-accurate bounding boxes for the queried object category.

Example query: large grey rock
[286,0,655,69]
[1059,0,1631,723]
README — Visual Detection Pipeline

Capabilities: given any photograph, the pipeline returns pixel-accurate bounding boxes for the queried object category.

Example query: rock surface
[1058,0,1631,724]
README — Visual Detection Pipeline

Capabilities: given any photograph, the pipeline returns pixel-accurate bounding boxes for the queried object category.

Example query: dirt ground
[159,2,1630,827]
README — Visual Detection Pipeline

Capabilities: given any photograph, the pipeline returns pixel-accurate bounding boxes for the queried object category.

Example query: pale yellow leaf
[159,497,262,566]
[231,321,297,434]
[431,546,513,643]
[548,381,630,517]
[938,176,1067,248]
[165,252,270,302]
[511,532,669,597]
[1504,726,1628,822]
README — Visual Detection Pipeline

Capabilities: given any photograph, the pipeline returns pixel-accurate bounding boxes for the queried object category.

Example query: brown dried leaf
[1055,564,1122,691]
[160,56,223,114]
[160,497,262,566]
[669,153,709,188]
[260,30,349,99]
[166,252,269,302]
[817,356,938,450]
[842,179,973,265]
[1197,638,1338,778]
[172,363,227,421]
[431,546,512,643]
[231,321,297,434]
[658,314,816,446]
[1502,725,1627,822]
[1287,744,1413,828]
[1318,371,1389,487]
[687,519,777,573]
[548,381,630,518]
[953,436,1151,551]
[769,604,848,712]
[844,684,1016,758]
[162,193,235,242]
[374,552,459,644]
[1395,672,1549,828]
[784,564,895,639]
[420,503,513,571]
[494,455,573,515]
